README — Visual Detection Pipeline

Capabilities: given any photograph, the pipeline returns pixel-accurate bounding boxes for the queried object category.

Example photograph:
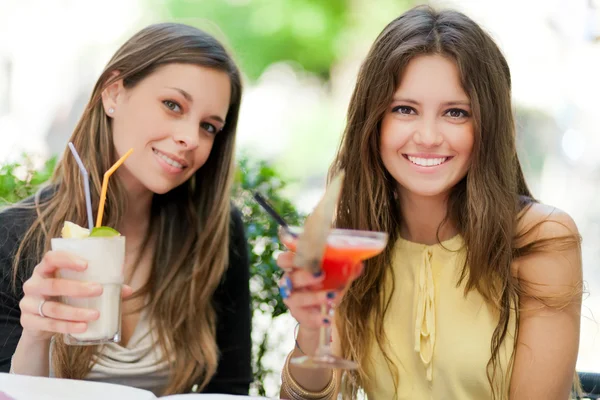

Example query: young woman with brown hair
[0,23,252,395]
[278,5,582,399]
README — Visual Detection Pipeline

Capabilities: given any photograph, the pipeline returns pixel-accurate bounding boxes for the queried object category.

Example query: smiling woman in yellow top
[278,5,582,400]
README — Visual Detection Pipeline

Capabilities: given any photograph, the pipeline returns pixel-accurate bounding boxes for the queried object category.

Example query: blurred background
[1,0,598,395]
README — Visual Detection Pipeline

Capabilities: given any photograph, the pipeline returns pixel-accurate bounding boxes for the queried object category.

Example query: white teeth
[407,156,448,167]
[153,149,184,169]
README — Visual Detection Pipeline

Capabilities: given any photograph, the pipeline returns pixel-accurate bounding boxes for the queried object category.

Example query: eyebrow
[167,86,225,123]
[393,97,471,107]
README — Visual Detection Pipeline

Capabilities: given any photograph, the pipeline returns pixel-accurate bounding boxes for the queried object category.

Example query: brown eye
[445,108,469,118]
[392,105,416,115]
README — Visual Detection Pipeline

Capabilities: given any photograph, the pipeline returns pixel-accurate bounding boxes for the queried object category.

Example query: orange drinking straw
[95,148,134,228]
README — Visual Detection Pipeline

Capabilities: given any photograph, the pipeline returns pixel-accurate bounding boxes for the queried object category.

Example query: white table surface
[0,373,269,400]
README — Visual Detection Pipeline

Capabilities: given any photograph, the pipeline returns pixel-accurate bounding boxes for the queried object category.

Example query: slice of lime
[89,226,121,237]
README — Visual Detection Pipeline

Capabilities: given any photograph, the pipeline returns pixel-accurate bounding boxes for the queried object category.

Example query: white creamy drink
[51,222,125,345]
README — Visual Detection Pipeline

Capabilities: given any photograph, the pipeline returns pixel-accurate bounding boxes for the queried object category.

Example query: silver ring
[38,299,48,318]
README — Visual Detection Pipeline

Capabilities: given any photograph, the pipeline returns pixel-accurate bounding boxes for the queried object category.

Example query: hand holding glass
[51,234,125,345]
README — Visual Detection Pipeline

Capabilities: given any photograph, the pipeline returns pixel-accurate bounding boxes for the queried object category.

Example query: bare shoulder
[513,202,582,297]
[517,202,579,241]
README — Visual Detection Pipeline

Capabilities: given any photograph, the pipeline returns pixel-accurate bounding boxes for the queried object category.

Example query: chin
[143,181,184,196]
[400,182,455,199]
[149,187,172,195]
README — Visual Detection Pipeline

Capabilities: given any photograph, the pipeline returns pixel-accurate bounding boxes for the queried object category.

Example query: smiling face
[380,54,474,199]
[101,63,231,195]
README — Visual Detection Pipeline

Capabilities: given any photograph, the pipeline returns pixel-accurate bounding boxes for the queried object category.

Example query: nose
[173,123,200,150]
[413,118,443,147]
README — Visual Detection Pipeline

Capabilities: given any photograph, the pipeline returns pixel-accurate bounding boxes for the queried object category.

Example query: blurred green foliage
[232,155,304,396]
[0,155,56,206]
[159,0,350,80]
[155,0,413,82]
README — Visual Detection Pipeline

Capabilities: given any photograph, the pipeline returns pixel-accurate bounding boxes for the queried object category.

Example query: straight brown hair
[12,22,243,394]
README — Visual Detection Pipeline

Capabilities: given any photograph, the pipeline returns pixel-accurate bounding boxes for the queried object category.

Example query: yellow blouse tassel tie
[414,248,436,381]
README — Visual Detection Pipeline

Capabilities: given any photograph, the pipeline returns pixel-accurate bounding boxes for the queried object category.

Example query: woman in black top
[0,22,252,395]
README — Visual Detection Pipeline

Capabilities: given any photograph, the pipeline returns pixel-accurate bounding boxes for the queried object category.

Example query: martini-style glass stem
[315,304,333,359]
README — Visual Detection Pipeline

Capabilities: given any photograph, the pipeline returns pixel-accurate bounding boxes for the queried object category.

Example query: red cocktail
[279,227,388,370]
[281,229,387,291]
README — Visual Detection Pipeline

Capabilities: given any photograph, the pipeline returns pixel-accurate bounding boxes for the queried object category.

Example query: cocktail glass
[279,226,388,369]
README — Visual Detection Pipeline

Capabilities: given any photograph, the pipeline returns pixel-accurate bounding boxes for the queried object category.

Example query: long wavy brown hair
[12,23,242,394]
[329,5,580,399]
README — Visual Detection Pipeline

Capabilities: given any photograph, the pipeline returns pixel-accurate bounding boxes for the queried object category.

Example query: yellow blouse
[365,235,516,399]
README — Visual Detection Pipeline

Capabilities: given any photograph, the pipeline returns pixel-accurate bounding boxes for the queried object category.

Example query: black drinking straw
[252,192,298,238]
